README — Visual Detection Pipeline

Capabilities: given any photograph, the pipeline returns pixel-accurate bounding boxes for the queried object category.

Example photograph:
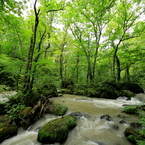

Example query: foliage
[0,85,11,93]
[5,94,25,119]
[123,105,141,115]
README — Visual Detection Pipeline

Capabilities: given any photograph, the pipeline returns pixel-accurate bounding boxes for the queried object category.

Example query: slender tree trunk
[126,65,130,82]
[116,55,121,81]
[22,0,40,105]
[60,48,64,88]
[86,54,93,83]
[76,52,80,83]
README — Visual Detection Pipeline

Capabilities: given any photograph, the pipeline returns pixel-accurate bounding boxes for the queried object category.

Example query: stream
[0,92,144,145]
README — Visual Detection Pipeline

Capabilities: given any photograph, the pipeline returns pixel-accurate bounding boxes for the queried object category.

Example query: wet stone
[112,124,119,130]
[119,120,127,124]
[96,142,105,145]
[130,122,142,128]
[100,115,113,121]
[117,114,126,119]
[70,112,90,119]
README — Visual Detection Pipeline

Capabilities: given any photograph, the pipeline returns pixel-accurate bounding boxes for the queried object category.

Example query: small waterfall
[1,93,144,145]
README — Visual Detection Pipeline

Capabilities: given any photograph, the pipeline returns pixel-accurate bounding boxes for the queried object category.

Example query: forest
[1,0,145,144]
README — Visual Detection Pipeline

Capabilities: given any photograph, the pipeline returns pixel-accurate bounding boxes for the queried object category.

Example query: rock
[0,125,18,143]
[130,122,142,128]
[14,107,33,129]
[117,114,126,119]
[112,124,119,130]
[48,104,67,116]
[97,142,105,145]
[37,115,77,144]
[100,115,113,121]
[70,112,90,119]
[124,128,143,144]
[119,120,127,124]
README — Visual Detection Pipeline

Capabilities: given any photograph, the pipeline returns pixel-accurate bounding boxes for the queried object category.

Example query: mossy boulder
[37,115,77,144]
[124,128,143,144]
[48,104,67,116]
[0,125,18,143]
[19,107,32,118]
[16,107,33,129]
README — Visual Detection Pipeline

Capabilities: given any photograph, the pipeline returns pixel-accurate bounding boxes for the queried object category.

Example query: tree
[105,0,145,81]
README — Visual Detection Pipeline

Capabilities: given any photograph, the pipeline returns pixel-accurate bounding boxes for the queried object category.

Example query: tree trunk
[22,0,40,105]
[116,55,121,81]
[126,65,130,82]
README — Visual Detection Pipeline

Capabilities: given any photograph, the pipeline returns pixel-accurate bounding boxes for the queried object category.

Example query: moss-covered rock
[124,128,143,144]
[19,107,32,118]
[37,115,77,144]
[0,125,18,143]
[48,104,67,116]
[16,107,33,129]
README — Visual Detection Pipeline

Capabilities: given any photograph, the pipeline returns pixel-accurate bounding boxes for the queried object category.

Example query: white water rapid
[1,93,144,145]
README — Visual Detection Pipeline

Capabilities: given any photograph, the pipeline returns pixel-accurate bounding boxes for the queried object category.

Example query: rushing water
[0,91,17,103]
[1,93,144,145]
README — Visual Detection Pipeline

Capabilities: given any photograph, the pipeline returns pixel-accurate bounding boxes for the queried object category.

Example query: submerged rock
[70,112,90,119]
[100,115,113,121]
[117,114,126,119]
[37,115,77,144]
[112,124,119,130]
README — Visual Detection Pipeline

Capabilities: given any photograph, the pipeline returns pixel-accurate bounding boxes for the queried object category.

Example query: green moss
[124,105,141,115]
[19,107,32,118]
[127,135,136,143]
[48,104,67,116]
[37,115,77,144]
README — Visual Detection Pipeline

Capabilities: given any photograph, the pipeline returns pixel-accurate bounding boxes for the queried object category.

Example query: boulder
[70,112,90,119]
[112,124,119,130]
[37,115,77,144]
[117,114,126,119]
[119,120,127,124]
[124,128,143,144]
[48,104,67,116]
[0,125,18,143]
[14,107,33,129]
[100,115,113,121]
[130,122,142,128]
